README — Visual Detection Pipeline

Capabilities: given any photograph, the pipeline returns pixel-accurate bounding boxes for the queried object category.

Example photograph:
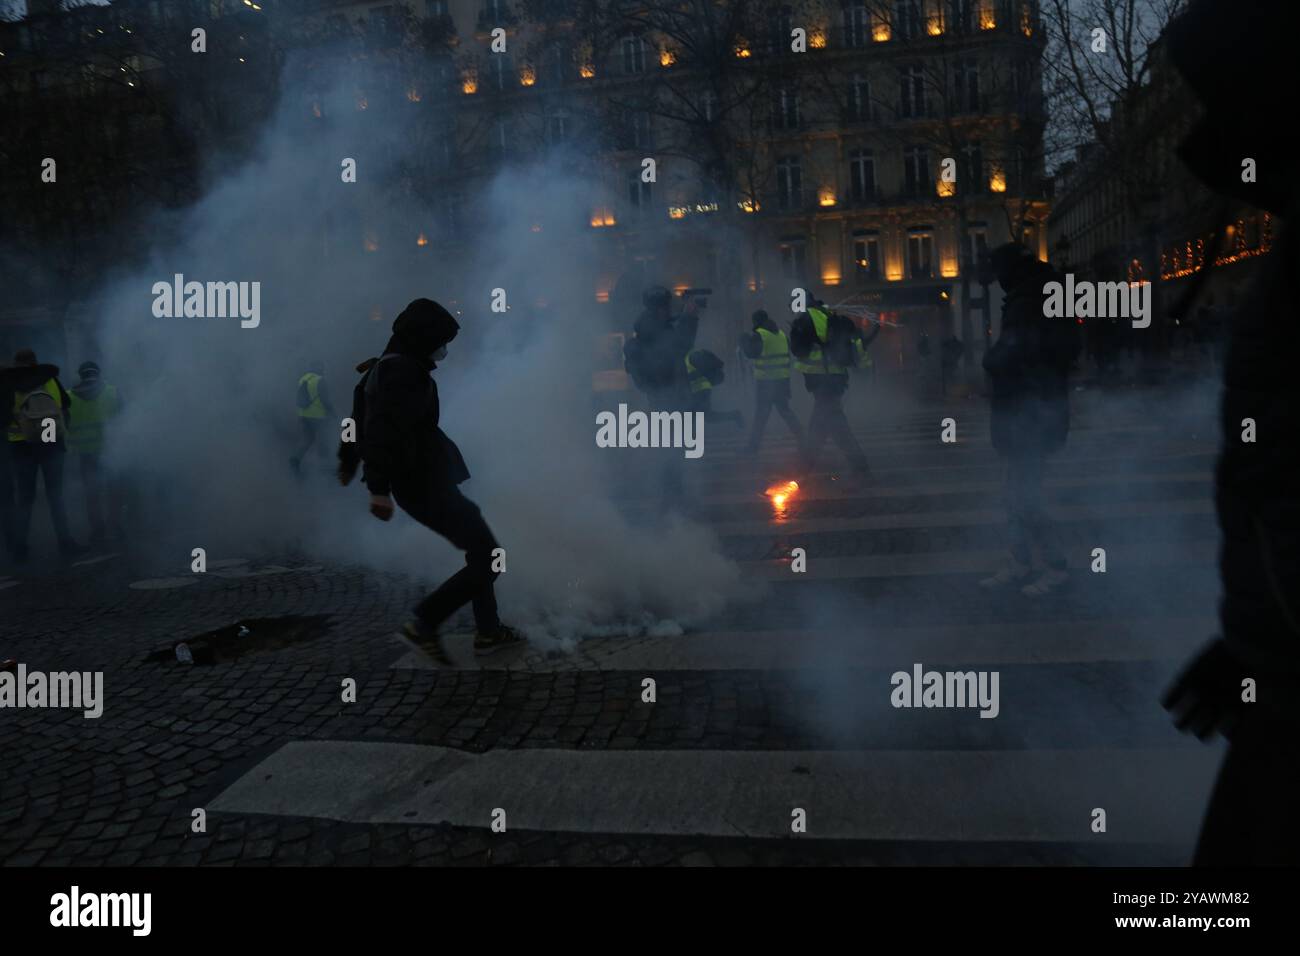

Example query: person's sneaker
[979,559,1031,589]
[1022,567,1069,597]
[474,624,526,657]
[400,619,453,667]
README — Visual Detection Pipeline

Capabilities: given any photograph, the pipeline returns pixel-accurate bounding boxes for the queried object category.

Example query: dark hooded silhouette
[343,298,522,663]
[1160,0,1300,866]
[979,244,1076,596]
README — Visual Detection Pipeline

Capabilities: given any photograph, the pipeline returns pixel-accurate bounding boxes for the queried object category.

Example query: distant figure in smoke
[290,359,334,476]
[66,361,124,544]
[1,349,85,563]
[624,285,701,501]
[740,309,805,455]
[684,347,744,429]
[979,243,1078,597]
[1160,0,1300,866]
[790,299,876,481]
[339,299,524,664]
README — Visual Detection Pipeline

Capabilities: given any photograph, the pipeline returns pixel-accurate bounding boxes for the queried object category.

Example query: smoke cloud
[79,54,753,649]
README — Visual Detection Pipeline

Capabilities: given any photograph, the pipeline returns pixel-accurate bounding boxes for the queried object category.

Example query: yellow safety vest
[685,353,712,393]
[753,328,792,381]
[790,312,873,374]
[7,377,60,443]
[795,308,849,376]
[67,384,119,454]
[298,372,326,419]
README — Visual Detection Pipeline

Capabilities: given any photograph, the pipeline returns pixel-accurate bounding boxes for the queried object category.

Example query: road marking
[128,577,199,590]
[71,552,121,568]
[710,497,1213,536]
[740,544,1216,580]
[390,617,1214,672]
[210,740,1221,844]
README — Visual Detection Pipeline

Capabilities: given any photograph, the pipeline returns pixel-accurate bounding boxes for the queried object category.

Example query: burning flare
[765,480,800,517]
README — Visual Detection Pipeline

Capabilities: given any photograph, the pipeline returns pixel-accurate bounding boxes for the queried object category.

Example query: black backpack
[790,310,860,368]
[338,360,378,485]
[687,348,725,386]
[339,354,470,488]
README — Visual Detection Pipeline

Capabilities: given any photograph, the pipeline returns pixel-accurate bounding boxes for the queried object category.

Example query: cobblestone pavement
[0,386,1224,865]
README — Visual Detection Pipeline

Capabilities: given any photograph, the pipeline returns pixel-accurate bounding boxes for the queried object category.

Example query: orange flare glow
[765,480,800,516]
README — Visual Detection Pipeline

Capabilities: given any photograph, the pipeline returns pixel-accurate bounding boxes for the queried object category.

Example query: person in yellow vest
[794,301,879,480]
[290,360,335,476]
[2,349,83,563]
[684,348,744,428]
[67,361,123,544]
[739,310,805,455]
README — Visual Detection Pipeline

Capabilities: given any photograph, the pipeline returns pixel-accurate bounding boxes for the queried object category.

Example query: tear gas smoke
[78,56,753,648]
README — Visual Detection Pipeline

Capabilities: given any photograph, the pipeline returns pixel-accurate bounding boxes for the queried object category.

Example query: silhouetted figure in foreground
[339,299,523,665]
[1161,0,1300,866]
[979,244,1078,597]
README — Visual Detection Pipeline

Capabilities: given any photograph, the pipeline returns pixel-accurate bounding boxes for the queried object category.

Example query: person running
[740,309,805,455]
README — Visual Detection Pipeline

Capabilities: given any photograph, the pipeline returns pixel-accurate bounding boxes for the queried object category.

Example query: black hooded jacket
[983,258,1071,457]
[353,299,469,497]
[1165,0,1300,711]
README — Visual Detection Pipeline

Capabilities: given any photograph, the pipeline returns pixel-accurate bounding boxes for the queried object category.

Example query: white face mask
[433,346,448,361]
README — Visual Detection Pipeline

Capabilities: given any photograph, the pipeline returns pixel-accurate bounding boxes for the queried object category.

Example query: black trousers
[1003,454,1065,569]
[11,441,75,555]
[746,379,804,453]
[645,386,686,501]
[393,481,502,632]
[804,381,868,473]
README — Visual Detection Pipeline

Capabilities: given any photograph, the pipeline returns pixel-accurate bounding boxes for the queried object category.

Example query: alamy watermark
[151,273,261,328]
[890,663,1000,719]
[50,886,151,936]
[596,403,705,459]
[0,664,103,718]
[1043,274,1150,329]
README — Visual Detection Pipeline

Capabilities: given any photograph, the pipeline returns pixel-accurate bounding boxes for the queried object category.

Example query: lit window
[908,231,934,278]
[853,232,881,280]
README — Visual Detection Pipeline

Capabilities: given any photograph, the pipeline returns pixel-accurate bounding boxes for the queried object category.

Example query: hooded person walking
[339,298,524,664]
[979,243,1077,597]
